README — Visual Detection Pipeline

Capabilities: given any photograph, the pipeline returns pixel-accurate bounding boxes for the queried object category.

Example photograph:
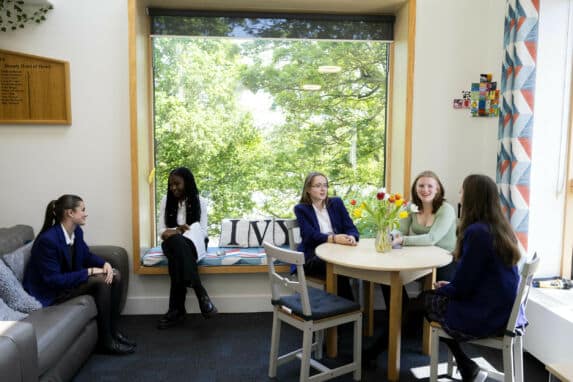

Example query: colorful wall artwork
[452,73,500,117]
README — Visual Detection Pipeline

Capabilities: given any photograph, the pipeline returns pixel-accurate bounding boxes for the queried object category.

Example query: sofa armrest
[0,321,39,382]
[90,245,129,313]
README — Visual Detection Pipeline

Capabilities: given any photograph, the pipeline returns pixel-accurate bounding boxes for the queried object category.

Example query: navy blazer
[438,222,524,337]
[23,225,105,307]
[294,197,359,263]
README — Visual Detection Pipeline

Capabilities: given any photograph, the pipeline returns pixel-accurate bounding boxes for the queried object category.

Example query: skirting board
[122,279,419,314]
[123,294,274,315]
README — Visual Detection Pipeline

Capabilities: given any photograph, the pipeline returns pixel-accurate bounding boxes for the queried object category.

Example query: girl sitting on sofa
[23,194,135,355]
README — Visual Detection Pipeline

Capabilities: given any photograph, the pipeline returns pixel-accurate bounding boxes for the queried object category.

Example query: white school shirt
[312,204,334,234]
[61,224,75,245]
[157,195,208,239]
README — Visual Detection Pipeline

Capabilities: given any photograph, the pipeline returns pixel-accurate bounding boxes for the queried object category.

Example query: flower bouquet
[349,189,417,252]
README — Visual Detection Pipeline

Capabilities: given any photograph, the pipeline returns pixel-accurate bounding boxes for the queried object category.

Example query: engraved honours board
[0,49,71,124]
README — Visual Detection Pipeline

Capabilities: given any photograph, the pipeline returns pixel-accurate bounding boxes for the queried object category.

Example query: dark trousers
[304,256,354,301]
[162,234,205,311]
[380,261,458,319]
[56,270,123,346]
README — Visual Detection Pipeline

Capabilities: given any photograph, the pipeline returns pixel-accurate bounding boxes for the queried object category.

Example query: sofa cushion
[219,219,251,247]
[2,242,33,282]
[218,218,292,248]
[0,225,34,256]
[0,297,27,320]
[0,259,42,313]
[23,295,97,375]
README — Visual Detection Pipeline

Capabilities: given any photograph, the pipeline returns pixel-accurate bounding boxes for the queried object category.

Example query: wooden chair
[286,219,325,287]
[429,253,540,382]
[285,218,376,336]
[264,242,362,382]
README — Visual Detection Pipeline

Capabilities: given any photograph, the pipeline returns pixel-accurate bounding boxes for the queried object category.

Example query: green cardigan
[398,202,457,252]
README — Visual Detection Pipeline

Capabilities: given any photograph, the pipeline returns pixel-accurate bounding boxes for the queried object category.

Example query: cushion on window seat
[141,246,272,267]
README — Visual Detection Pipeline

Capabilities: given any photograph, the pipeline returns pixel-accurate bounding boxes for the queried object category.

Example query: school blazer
[23,225,105,306]
[294,197,359,263]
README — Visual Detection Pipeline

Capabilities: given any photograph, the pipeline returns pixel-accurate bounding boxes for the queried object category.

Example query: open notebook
[182,222,207,260]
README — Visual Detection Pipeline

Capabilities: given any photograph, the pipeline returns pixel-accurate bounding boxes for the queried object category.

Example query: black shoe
[199,295,218,319]
[101,340,135,355]
[459,359,486,382]
[362,333,387,368]
[114,331,137,347]
[157,309,186,329]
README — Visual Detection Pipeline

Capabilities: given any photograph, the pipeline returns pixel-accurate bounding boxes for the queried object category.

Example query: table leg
[422,268,436,355]
[363,280,375,336]
[387,271,403,382]
[325,262,338,358]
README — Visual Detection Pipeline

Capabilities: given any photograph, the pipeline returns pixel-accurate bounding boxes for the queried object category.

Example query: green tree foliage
[153,37,388,237]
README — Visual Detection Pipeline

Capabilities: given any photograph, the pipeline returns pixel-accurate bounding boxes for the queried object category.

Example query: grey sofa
[0,225,129,382]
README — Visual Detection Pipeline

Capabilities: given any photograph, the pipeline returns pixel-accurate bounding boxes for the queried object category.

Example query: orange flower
[350,199,357,206]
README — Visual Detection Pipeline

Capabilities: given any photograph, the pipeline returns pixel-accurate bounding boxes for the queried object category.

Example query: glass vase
[374,227,392,253]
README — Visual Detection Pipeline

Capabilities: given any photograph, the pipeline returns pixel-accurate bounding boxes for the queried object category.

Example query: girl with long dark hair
[23,195,135,355]
[156,167,216,329]
[423,174,523,381]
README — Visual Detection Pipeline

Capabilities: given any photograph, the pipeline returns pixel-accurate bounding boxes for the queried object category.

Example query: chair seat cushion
[274,286,361,320]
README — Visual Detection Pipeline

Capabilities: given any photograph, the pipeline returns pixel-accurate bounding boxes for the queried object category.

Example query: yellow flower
[352,208,363,218]
[399,211,409,219]
[395,199,404,207]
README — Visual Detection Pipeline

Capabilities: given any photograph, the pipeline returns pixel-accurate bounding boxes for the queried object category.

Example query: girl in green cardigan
[393,170,457,281]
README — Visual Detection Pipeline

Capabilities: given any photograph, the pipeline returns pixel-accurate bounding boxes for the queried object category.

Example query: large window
[150,12,393,238]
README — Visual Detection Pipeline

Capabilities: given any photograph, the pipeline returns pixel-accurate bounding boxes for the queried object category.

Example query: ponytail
[39,200,58,235]
[38,195,83,236]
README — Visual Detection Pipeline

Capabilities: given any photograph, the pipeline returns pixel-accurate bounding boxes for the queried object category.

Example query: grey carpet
[72,310,547,381]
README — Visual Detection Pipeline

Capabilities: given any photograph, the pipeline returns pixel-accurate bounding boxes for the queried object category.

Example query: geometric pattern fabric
[497,0,539,252]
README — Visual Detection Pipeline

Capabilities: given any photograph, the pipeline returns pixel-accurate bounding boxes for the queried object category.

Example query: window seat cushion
[141,246,272,267]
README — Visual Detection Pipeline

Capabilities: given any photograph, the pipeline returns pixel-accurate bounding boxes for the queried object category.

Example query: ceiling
[144,0,408,14]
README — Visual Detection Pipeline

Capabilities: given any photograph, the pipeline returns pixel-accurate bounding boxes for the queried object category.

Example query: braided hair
[164,167,201,227]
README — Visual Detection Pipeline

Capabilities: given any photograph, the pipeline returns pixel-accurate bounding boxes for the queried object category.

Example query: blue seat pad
[273,287,361,320]
[141,246,275,267]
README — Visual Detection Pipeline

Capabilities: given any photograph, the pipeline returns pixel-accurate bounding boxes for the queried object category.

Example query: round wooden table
[316,238,452,382]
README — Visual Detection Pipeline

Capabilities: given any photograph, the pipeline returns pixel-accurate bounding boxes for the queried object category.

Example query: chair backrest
[505,252,540,334]
[284,219,300,251]
[264,241,312,316]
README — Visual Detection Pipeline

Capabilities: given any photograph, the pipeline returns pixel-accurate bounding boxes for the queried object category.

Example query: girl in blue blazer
[294,172,359,300]
[423,175,523,382]
[23,195,135,355]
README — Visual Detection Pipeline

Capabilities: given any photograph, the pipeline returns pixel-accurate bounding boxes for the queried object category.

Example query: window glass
[151,18,390,238]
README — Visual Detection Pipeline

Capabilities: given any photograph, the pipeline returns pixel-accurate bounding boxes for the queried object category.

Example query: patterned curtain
[497,0,539,253]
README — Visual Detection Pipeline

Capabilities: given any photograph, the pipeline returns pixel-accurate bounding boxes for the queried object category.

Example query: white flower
[409,203,420,213]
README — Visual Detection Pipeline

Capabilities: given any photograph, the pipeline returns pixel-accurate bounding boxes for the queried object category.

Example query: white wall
[0,1,131,246]
[412,0,504,210]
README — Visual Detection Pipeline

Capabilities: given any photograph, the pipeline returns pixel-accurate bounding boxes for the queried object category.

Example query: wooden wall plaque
[0,49,71,125]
